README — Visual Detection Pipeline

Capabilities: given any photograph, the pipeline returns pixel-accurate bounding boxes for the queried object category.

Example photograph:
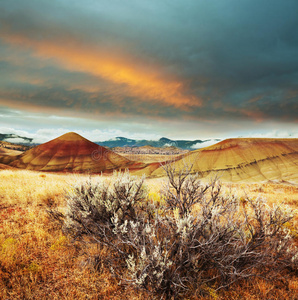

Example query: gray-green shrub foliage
[55,166,298,299]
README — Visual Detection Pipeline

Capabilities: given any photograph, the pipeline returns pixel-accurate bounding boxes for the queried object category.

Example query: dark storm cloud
[0,0,297,126]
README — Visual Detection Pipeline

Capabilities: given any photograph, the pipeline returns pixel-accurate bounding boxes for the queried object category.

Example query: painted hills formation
[150,138,298,182]
[0,133,297,182]
[0,143,23,165]
[1,132,142,173]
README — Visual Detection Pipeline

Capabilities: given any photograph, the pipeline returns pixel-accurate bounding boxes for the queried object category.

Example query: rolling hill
[150,138,298,182]
[0,141,30,152]
[7,132,142,173]
[1,135,297,182]
[0,143,23,165]
[0,147,23,156]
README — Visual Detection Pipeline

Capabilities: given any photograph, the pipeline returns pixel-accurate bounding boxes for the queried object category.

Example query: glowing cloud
[1,32,202,109]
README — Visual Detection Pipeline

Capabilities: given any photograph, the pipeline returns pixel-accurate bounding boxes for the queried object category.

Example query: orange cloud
[1,32,202,109]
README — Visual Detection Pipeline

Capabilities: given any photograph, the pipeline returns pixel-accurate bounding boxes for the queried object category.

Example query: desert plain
[0,133,298,299]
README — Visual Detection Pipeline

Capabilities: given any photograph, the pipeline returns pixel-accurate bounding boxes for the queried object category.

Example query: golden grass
[0,170,145,299]
[0,169,298,299]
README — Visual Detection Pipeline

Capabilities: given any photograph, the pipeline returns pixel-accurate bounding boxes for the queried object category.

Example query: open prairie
[1,0,298,298]
[1,169,298,299]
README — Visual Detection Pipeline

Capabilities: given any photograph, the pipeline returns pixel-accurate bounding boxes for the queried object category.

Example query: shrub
[52,166,298,299]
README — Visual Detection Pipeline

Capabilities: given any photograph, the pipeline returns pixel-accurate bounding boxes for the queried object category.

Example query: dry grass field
[1,169,298,299]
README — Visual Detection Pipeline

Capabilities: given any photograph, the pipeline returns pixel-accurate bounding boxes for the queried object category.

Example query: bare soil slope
[151,138,298,182]
[0,144,23,165]
[0,147,23,156]
[9,132,138,173]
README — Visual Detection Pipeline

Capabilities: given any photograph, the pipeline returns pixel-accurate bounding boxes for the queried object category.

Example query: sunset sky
[0,0,297,143]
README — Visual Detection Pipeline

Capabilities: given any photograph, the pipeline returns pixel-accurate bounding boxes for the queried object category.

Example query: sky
[0,0,297,143]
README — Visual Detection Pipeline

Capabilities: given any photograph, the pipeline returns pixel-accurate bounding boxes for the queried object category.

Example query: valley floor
[0,170,298,299]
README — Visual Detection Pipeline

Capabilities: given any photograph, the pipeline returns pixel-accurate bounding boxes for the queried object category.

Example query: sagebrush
[51,165,298,299]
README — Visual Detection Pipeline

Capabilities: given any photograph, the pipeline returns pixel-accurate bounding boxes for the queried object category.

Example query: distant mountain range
[96,137,221,150]
[0,133,220,150]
